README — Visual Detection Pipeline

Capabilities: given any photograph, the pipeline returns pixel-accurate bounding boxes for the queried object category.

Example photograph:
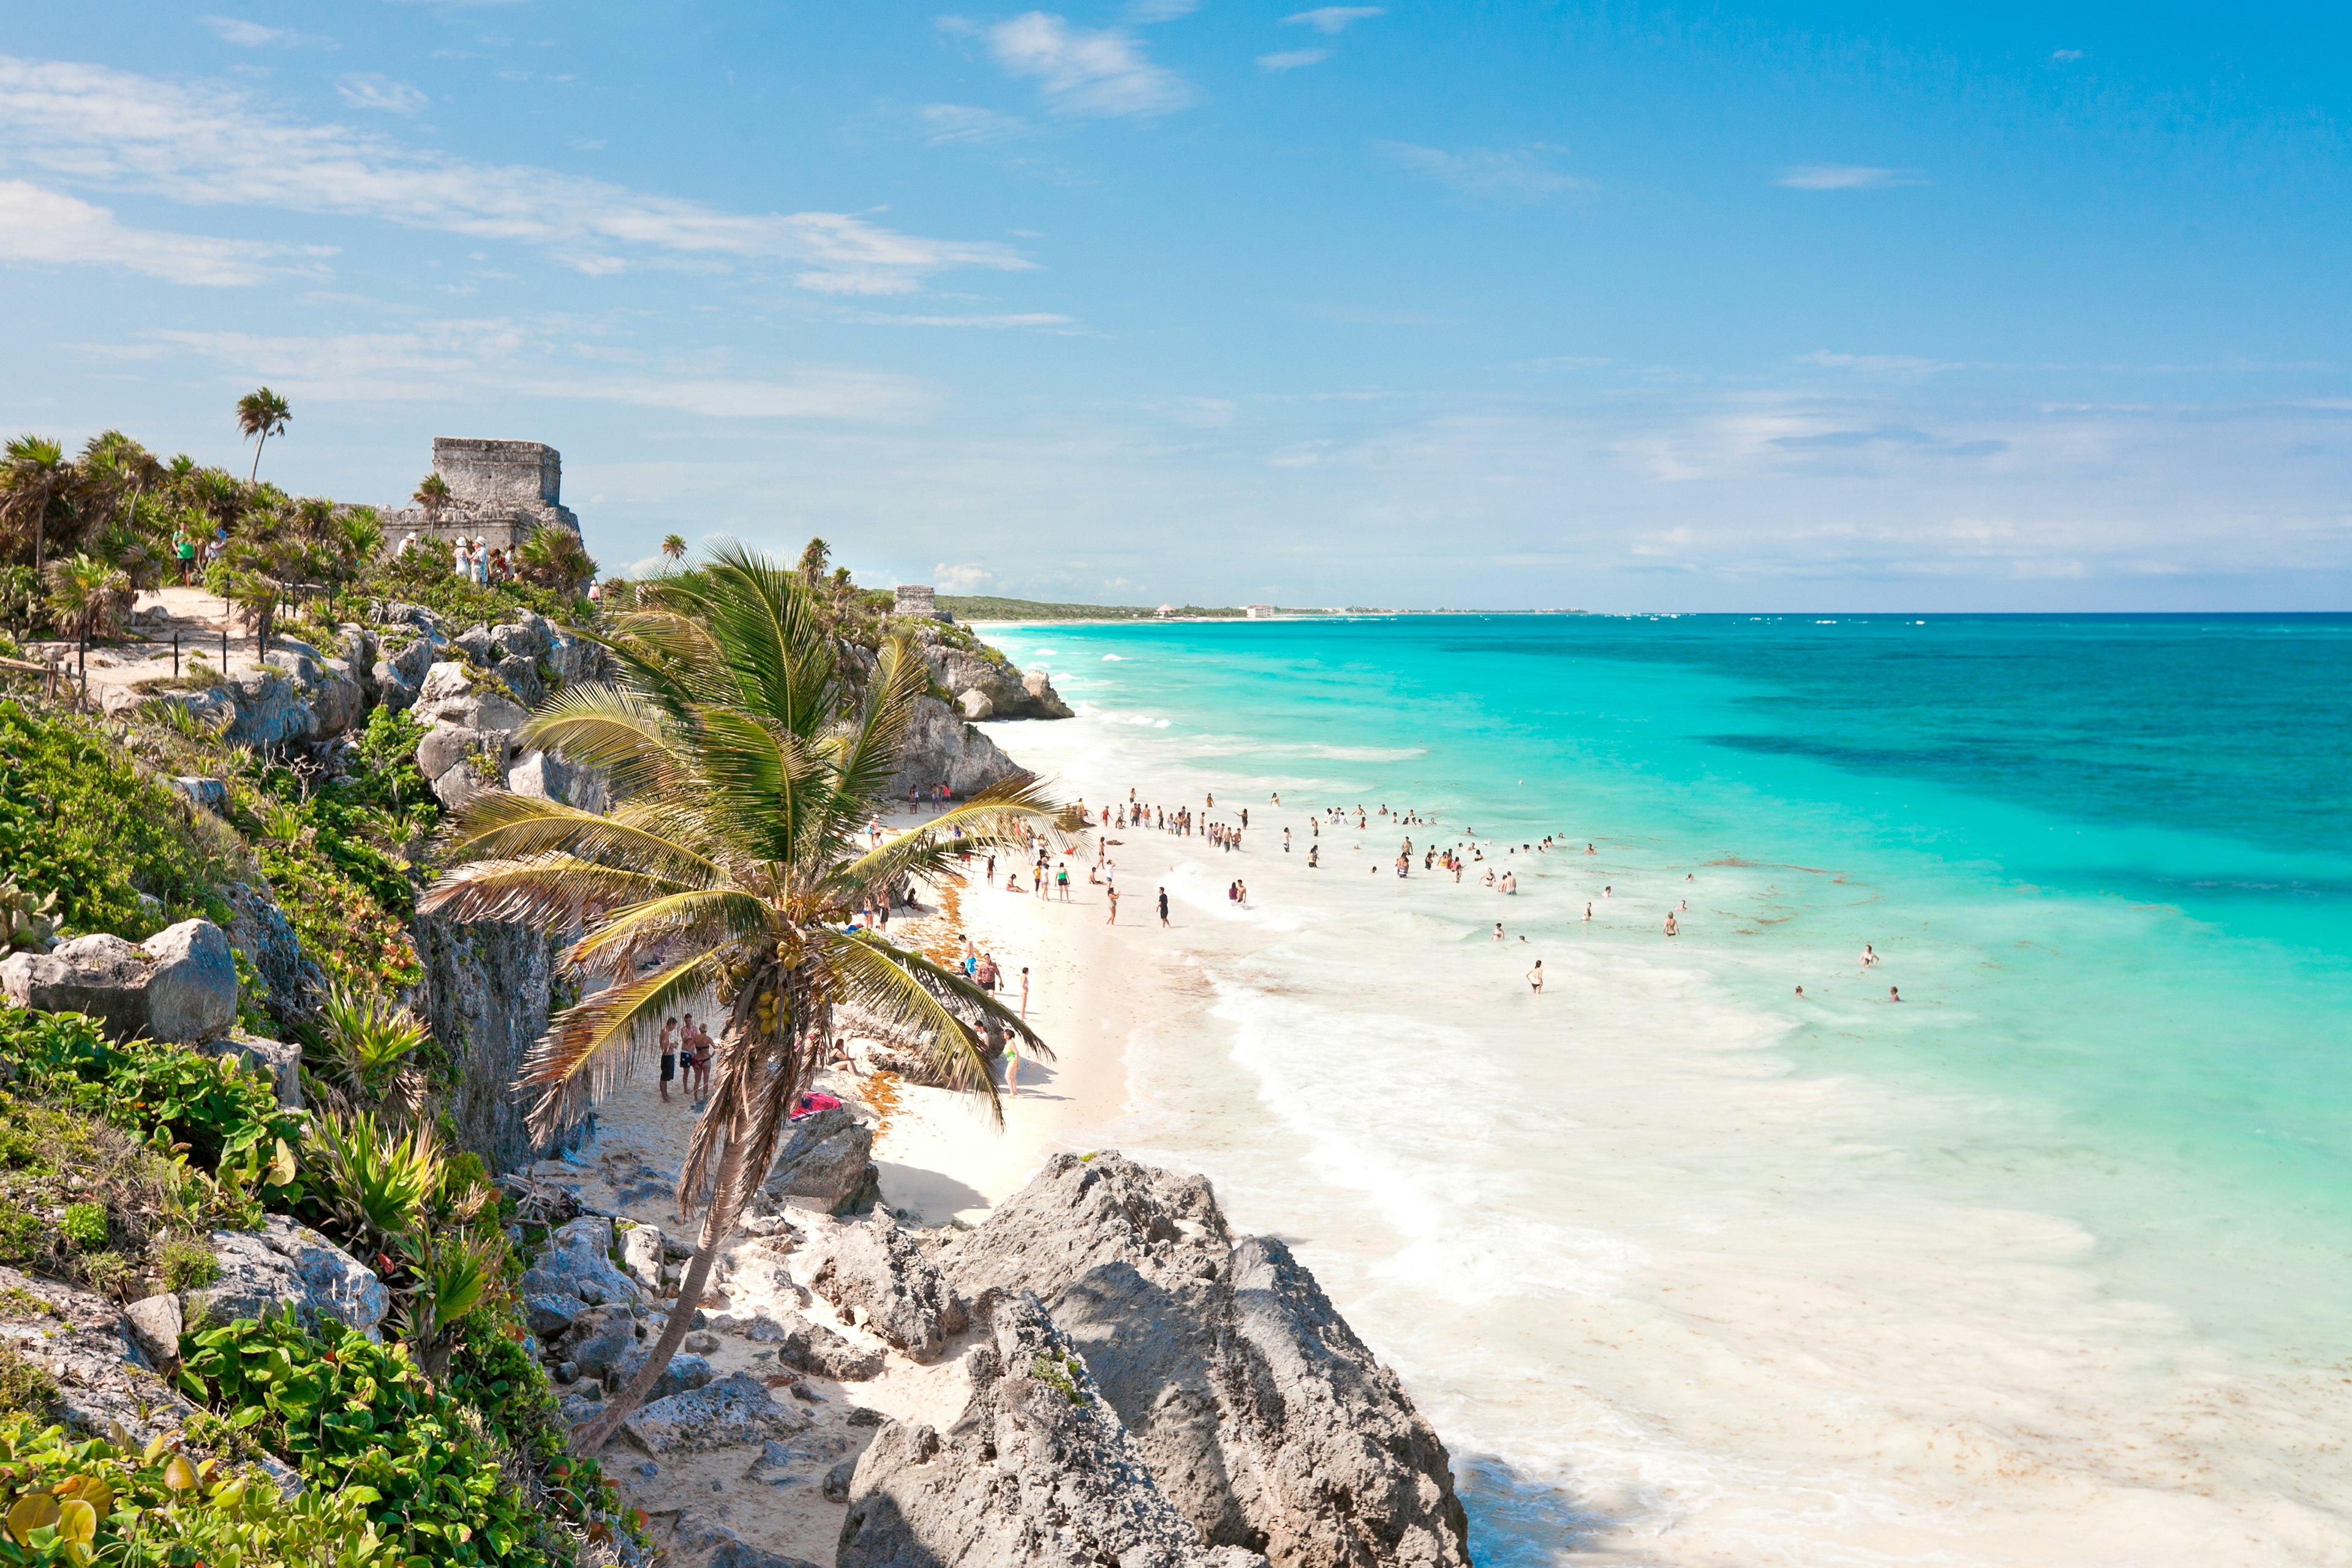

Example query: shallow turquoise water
[989,611,2352,1382]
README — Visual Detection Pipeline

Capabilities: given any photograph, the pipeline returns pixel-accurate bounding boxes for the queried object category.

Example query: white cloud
[201,15,334,48]
[1776,164,1922,190]
[986,13,1193,118]
[0,179,322,285]
[1282,6,1384,34]
[1257,49,1330,72]
[2051,48,2086,62]
[1376,141,1586,204]
[0,56,1034,295]
[141,323,934,421]
[918,102,1033,146]
[933,562,993,591]
[1126,0,1198,18]
[336,73,428,113]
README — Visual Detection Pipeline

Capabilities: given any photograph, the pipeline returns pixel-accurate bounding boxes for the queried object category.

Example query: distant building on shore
[1155,603,1178,619]
[895,584,948,620]
[1245,604,1276,619]
[379,438,583,554]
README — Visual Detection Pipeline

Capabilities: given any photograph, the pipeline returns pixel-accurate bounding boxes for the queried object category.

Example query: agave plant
[420,541,1072,1449]
[396,1217,503,1379]
[309,982,433,1125]
[303,1110,443,1253]
[0,876,58,952]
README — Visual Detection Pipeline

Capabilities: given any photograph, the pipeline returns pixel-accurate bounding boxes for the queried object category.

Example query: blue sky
[2,2,2348,610]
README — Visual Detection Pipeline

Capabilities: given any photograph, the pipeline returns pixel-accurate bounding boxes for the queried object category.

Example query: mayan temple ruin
[379,437,584,553]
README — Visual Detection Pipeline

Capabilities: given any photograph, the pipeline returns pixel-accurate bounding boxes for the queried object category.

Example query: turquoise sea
[978,612,2352,1567]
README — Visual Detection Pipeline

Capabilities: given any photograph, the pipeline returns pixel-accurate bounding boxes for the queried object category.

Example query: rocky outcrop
[194,1035,303,1109]
[219,880,322,1031]
[521,1216,642,1309]
[0,919,236,1044]
[621,1369,809,1457]
[922,643,1072,721]
[886,696,1026,799]
[413,906,555,1174]
[940,1153,1471,1568]
[810,1207,967,1362]
[760,1104,880,1215]
[839,1291,1264,1568]
[194,1215,390,1339]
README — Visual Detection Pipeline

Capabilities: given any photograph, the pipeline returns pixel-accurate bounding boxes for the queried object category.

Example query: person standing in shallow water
[1526,960,1544,993]
[1158,887,1170,927]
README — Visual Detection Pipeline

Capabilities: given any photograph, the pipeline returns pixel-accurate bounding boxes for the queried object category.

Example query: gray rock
[763,1104,880,1215]
[886,695,1026,801]
[610,1347,714,1400]
[522,1216,640,1308]
[525,1292,587,1338]
[682,1329,719,1354]
[506,748,609,813]
[957,687,994,721]
[141,685,238,735]
[1021,667,1069,714]
[619,1223,666,1293]
[810,1207,966,1363]
[560,1391,606,1426]
[710,1544,823,1568]
[940,1153,1470,1568]
[416,660,530,734]
[170,776,228,815]
[823,1457,856,1502]
[194,1034,303,1109]
[493,652,544,707]
[219,881,320,1032]
[195,1215,389,1339]
[454,625,496,666]
[220,666,314,748]
[489,616,552,661]
[121,1292,183,1368]
[414,907,557,1172]
[260,644,363,739]
[922,644,1073,721]
[775,1314,885,1382]
[543,624,605,686]
[565,1308,638,1376]
[0,919,236,1044]
[839,1292,1263,1568]
[621,1370,810,1457]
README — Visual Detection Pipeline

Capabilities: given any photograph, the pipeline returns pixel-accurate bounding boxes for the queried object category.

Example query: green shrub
[56,1205,107,1251]
[157,1235,217,1292]
[0,1005,299,1174]
[0,701,236,940]
[363,549,587,631]
[0,1344,57,1421]
[178,1310,556,1567]
[0,1415,388,1567]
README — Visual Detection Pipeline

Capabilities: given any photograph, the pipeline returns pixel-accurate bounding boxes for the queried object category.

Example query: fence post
[173,631,181,679]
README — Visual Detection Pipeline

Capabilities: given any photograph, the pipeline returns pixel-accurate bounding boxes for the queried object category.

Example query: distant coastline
[938,593,1586,622]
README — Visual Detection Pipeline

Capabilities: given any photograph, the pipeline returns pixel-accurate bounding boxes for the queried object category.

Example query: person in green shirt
[173,526,195,585]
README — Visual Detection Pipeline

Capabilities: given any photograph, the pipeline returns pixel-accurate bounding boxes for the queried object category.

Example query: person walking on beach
[1057,864,1070,901]
[1106,886,1120,924]
[1158,887,1170,927]
[1526,960,1544,993]
[1020,966,1030,1022]
[1284,827,1292,853]
[658,1016,678,1103]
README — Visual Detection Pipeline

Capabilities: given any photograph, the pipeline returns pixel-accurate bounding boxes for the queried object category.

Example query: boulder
[521,1216,641,1308]
[220,666,314,748]
[922,644,1073,721]
[525,1293,587,1338]
[610,1346,714,1400]
[494,653,544,708]
[1022,668,1070,714]
[957,687,995,721]
[775,1314,886,1382]
[260,643,364,739]
[619,1223,665,1293]
[195,1035,303,1109]
[415,661,530,734]
[508,748,609,813]
[488,616,551,661]
[710,1545,824,1568]
[839,1291,1264,1568]
[195,1215,390,1339]
[810,1207,966,1363]
[620,1370,810,1457]
[121,1292,183,1369]
[564,1306,639,1377]
[940,1153,1471,1568]
[170,777,228,816]
[762,1104,880,1215]
[141,685,238,734]
[0,919,236,1044]
[544,624,605,685]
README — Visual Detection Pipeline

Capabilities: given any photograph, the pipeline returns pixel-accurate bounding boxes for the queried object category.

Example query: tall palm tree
[0,436,74,570]
[235,388,292,483]
[419,544,1068,1450]
[413,472,452,529]
[659,532,687,569]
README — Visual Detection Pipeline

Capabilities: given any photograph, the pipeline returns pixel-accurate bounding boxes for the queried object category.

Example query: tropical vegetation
[422,543,1069,1445]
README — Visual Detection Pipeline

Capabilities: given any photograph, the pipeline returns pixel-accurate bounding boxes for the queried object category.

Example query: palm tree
[45,553,132,646]
[235,388,292,483]
[413,473,452,529]
[0,436,74,570]
[517,526,598,594]
[796,535,830,584]
[419,544,1069,1450]
[659,532,687,569]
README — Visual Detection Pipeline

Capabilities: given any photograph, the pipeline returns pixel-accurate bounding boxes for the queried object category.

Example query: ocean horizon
[976,610,2352,1566]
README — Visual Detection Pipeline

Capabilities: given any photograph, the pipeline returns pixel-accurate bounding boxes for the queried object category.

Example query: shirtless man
[658,1016,679,1103]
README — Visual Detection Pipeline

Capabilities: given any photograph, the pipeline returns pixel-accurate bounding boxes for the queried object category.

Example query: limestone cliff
[413,907,559,1173]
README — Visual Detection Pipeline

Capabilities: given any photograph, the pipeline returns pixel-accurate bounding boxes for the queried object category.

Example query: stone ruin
[894,583,948,621]
[379,438,584,554]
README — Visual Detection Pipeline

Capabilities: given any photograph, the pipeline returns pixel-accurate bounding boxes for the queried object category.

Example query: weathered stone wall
[436,438,562,507]
[412,908,559,1174]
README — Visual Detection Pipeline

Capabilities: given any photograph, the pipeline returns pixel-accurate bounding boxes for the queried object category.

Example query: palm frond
[518,949,728,1138]
[521,683,686,798]
[431,792,723,888]
[413,856,684,928]
[567,889,774,971]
